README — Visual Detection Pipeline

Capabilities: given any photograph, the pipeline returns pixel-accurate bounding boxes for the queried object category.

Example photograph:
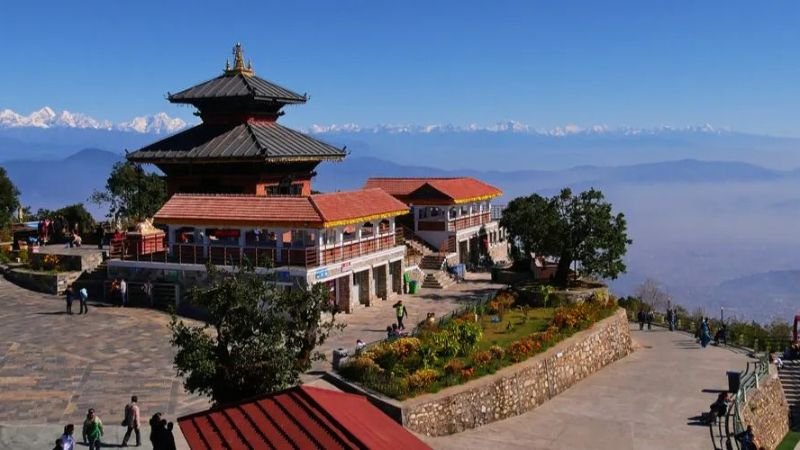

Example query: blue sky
[1,0,798,136]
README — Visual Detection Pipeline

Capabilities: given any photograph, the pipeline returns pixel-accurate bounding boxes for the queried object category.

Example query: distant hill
[2,148,122,216]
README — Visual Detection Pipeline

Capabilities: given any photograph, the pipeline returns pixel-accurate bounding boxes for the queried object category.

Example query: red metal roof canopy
[177,385,432,450]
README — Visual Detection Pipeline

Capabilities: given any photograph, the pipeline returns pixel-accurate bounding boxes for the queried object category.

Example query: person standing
[149,413,163,449]
[79,287,89,315]
[122,395,141,447]
[162,421,177,450]
[82,408,103,450]
[65,285,74,315]
[393,300,408,330]
[60,424,76,450]
[143,280,154,308]
[120,278,128,307]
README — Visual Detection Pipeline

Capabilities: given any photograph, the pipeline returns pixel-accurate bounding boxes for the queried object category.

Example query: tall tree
[0,167,20,229]
[90,162,167,223]
[501,188,631,287]
[169,263,341,404]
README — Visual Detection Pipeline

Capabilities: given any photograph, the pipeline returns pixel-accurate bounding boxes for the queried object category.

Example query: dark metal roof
[168,73,307,104]
[127,121,345,163]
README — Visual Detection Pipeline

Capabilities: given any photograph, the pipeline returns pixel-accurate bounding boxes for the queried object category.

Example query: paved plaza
[0,270,502,448]
[422,327,756,450]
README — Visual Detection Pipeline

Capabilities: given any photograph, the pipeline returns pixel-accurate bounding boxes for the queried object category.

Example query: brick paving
[0,277,211,428]
[0,270,503,426]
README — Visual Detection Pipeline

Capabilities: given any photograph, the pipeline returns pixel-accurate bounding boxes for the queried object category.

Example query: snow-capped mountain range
[0,107,188,134]
[305,120,730,137]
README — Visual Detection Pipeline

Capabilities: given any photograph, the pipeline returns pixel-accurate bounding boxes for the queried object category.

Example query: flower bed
[339,289,618,399]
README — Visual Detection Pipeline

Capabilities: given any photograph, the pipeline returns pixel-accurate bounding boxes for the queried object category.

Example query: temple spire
[224,42,254,76]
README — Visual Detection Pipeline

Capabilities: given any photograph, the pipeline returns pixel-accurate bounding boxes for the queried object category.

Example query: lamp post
[720,307,724,323]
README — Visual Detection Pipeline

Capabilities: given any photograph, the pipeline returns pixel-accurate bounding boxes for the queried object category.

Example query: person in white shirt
[120,279,128,307]
[60,424,76,450]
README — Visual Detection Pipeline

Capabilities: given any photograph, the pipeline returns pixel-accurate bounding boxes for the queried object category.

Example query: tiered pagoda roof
[127,43,345,164]
[128,121,343,163]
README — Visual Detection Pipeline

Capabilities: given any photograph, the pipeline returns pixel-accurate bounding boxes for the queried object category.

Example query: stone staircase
[421,270,456,289]
[71,260,108,300]
[779,359,800,428]
[421,254,447,271]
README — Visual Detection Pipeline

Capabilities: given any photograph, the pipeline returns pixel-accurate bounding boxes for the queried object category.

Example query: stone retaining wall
[4,268,81,295]
[739,374,789,450]
[403,308,633,436]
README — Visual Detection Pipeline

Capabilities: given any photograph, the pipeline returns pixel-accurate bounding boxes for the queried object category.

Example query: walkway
[422,327,754,450]
[314,271,503,371]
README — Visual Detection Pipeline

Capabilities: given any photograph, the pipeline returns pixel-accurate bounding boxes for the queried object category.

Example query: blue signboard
[314,268,329,280]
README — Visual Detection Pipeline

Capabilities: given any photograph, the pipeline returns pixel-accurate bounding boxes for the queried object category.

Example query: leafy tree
[500,188,631,287]
[0,167,20,229]
[169,263,341,404]
[90,161,167,223]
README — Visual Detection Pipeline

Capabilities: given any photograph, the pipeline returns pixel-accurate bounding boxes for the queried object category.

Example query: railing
[721,354,770,450]
[318,232,399,266]
[112,232,401,268]
[448,212,493,231]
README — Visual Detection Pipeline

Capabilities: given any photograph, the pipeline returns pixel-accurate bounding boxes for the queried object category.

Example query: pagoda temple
[106,44,509,313]
[127,43,345,197]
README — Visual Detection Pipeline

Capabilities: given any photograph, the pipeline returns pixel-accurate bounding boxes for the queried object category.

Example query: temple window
[206,228,240,245]
[361,222,374,238]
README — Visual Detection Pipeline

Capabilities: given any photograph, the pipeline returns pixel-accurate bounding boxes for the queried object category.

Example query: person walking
[60,424,76,450]
[79,287,89,315]
[646,310,654,330]
[122,395,141,447]
[82,408,103,450]
[393,300,408,330]
[65,285,74,315]
[637,309,646,330]
[700,318,712,348]
[120,278,128,307]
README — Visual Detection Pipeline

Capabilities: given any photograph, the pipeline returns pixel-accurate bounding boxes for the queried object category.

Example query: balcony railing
[110,231,402,268]
[448,212,493,231]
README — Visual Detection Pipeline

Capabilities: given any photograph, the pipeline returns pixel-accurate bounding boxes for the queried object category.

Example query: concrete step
[421,270,456,289]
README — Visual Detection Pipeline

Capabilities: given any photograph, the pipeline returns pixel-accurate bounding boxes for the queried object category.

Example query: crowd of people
[51,396,177,450]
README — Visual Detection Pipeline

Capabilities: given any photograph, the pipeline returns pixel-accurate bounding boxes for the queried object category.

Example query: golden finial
[224,42,254,76]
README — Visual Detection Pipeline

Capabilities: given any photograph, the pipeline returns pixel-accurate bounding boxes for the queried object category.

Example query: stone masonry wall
[403,308,633,436]
[739,375,789,450]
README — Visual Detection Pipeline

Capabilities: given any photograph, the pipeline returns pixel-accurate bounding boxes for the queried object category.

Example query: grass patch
[776,430,800,450]
[477,308,555,351]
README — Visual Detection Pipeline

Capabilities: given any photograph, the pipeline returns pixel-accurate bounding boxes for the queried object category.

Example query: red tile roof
[365,177,502,205]
[154,189,409,228]
[311,188,410,227]
[177,386,432,450]
[154,194,323,228]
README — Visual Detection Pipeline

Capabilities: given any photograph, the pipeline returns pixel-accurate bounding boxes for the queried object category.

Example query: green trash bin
[409,280,418,294]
